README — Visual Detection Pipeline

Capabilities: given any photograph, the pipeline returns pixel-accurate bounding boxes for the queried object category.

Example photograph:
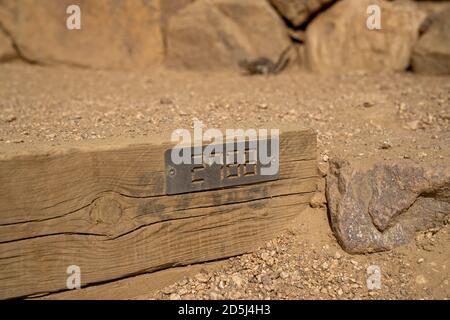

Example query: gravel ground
[142,208,450,300]
[1,63,448,164]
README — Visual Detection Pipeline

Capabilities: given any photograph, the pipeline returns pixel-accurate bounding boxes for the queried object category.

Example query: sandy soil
[1,62,449,299]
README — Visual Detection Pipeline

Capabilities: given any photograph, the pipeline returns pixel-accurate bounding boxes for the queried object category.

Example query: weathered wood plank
[0,127,317,299]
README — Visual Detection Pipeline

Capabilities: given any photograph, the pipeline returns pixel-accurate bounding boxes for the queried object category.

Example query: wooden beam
[0,127,317,299]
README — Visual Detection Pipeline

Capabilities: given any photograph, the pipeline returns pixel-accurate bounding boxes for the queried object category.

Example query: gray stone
[326,158,450,253]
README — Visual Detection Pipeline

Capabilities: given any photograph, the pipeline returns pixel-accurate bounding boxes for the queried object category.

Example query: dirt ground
[1,62,449,299]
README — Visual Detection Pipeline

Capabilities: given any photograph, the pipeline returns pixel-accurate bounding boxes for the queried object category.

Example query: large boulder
[415,0,450,17]
[166,0,292,70]
[269,0,335,27]
[0,0,164,69]
[0,29,15,61]
[326,158,450,254]
[305,0,426,74]
[412,7,450,75]
[160,0,195,45]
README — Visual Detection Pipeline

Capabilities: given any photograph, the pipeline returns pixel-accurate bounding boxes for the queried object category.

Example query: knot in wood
[89,196,122,225]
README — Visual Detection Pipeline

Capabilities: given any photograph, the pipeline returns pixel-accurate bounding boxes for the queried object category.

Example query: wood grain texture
[0,127,317,299]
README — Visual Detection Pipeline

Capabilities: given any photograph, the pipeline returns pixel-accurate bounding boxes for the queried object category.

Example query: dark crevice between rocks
[266,1,303,45]
[0,20,41,65]
[268,0,340,44]
[270,0,339,31]
[266,0,298,30]
[297,0,339,30]
[422,185,450,202]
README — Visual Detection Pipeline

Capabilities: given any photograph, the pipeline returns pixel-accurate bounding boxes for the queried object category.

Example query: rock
[363,102,375,108]
[160,0,195,40]
[178,287,188,296]
[160,97,173,105]
[305,0,426,74]
[405,120,421,131]
[379,140,392,150]
[0,29,15,61]
[166,0,291,70]
[415,1,450,17]
[169,293,181,300]
[270,0,335,27]
[218,279,226,289]
[310,192,327,208]
[209,290,221,300]
[194,272,210,283]
[318,162,329,177]
[231,274,243,288]
[3,115,17,123]
[261,275,272,285]
[415,275,427,285]
[162,286,176,295]
[412,7,450,75]
[257,103,269,110]
[0,0,163,69]
[260,251,270,261]
[326,157,450,253]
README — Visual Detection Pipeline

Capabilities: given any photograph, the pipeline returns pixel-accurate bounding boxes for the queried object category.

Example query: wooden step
[0,126,317,299]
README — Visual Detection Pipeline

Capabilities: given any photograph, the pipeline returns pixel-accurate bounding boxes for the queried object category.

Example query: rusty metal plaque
[165,139,279,195]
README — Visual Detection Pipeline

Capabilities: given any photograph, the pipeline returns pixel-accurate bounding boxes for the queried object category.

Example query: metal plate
[165,139,279,195]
